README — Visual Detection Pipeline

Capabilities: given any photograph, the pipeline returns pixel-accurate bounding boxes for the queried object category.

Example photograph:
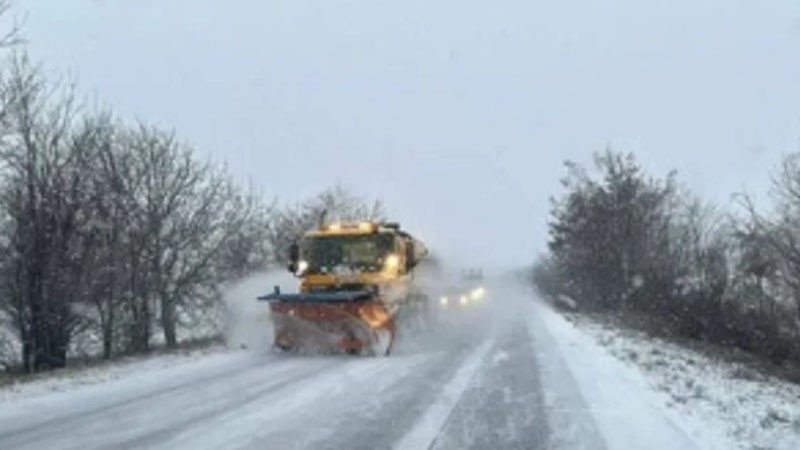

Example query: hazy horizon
[14,0,800,270]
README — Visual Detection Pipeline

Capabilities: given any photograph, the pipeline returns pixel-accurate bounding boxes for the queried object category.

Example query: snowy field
[562,309,800,450]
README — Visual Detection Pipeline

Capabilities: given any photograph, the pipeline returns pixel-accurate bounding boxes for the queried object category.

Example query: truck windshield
[304,234,394,273]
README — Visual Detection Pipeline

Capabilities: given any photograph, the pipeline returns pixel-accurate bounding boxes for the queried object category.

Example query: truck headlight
[384,254,400,270]
[440,296,449,307]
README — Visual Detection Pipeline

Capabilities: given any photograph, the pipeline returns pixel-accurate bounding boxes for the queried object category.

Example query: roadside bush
[536,149,800,368]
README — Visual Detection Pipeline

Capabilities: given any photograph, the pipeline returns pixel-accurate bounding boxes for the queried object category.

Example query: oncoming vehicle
[437,269,488,311]
[259,221,428,355]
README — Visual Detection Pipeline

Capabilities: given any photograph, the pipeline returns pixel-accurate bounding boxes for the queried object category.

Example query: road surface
[0,286,700,450]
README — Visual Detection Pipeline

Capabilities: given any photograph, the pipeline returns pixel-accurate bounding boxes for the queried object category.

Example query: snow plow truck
[258,221,428,355]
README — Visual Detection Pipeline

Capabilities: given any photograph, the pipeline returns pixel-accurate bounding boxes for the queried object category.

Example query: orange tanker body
[258,221,428,355]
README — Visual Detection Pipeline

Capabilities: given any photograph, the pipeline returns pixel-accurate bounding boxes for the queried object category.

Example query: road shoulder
[527,299,712,450]
[563,308,800,450]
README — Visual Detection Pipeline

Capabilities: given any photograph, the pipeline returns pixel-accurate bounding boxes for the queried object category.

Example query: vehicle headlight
[384,254,400,271]
[440,296,449,307]
[470,287,486,301]
[297,260,309,274]
[459,295,468,306]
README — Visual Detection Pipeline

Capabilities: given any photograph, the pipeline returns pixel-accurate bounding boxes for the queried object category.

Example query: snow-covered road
[0,286,706,450]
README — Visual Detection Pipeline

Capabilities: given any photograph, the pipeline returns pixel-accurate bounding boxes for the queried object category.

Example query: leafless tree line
[0,55,277,371]
[535,150,800,366]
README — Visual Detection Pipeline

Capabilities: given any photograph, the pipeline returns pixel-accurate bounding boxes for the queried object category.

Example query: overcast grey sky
[14,0,800,270]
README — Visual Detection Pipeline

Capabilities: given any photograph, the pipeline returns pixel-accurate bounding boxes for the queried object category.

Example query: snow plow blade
[258,289,373,303]
[258,287,395,355]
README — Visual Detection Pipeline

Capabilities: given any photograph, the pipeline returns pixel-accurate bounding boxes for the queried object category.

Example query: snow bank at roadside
[0,344,231,404]
[527,298,723,450]
[561,308,800,450]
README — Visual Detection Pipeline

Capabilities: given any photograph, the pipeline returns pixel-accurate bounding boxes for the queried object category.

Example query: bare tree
[547,151,678,311]
[65,112,131,358]
[215,191,274,280]
[109,125,268,349]
[741,155,800,331]
[0,55,87,371]
[268,185,385,265]
[0,1,22,49]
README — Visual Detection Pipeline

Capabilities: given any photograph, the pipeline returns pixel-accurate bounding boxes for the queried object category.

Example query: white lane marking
[394,339,493,450]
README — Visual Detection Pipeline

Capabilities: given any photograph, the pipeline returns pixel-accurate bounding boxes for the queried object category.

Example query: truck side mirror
[405,242,416,271]
[287,242,299,273]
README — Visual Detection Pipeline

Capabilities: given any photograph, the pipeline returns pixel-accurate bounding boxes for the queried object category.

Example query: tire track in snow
[1,354,269,438]
[113,359,347,449]
[161,351,442,450]
[163,329,492,450]
[429,319,549,450]
[0,356,345,450]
